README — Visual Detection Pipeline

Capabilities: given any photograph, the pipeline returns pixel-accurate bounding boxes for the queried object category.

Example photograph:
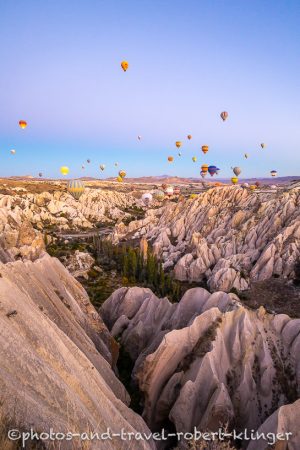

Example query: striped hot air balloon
[67,179,85,200]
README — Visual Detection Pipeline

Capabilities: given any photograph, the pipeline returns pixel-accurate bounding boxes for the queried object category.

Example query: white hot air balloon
[142,193,153,206]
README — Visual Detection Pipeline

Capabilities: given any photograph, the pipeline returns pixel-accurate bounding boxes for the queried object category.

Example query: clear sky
[0,0,299,179]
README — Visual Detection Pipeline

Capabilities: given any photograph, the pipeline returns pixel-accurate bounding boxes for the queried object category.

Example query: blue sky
[0,0,299,178]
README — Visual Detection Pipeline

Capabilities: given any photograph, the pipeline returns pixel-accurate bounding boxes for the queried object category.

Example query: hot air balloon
[231,177,239,185]
[60,166,69,176]
[114,162,118,167]
[142,193,153,206]
[19,120,27,129]
[175,141,182,149]
[119,170,126,178]
[250,185,257,191]
[220,111,228,121]
[39,172,43,178]
[241,183,249,188]
[165,186,174,197]
[99,165,105,171]
[187,135,192,140]
[244,153,248,159]
[192,156,197,162]
[121,61,129,72]
[153,190,165,201]
[178,152,182,156]
[202,145,209,154]
[87,159,91,164]
[10,149,16,155]
[261,143,265,149]
[200,171,207,179]
[270,170,277,177]
[81,165,85,170]
[67,180,85,200]
[208,165,218,176]
[138,135,141,140]
[255,181,260,187]
[190,194,198,199]
[168,156,174,162]
[117,176,123,182]
[233,167,241,177]
[270,185,277,189]
[201,164,209,173]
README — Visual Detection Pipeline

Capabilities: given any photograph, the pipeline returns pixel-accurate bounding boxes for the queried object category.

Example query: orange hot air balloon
[201,164,209,173]
[168,156,174,162]
[121,61,129,72]
[19,120,27,129]
[175,141,182,149]
[220,111,228,121]
[187,135,192,140]
[202,145,209,154]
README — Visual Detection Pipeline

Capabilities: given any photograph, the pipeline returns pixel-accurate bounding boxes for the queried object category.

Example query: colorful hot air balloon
[220,111,228,121]
[208,165,218,176]
[119,170,126,178]
[231,177,239,185]
[270,170,277,177]
[60,166,69,176]
[100,164,105,171]
[175,141,182,149]
[121,61,129,72]
[153,190,165,201]
[202,145,209,154]
[142,193,153,205]
[19,120,27,129]
[168,156,174,162]
[10,149,16,155]
[233,167,241,177]
[67,180,85,200]
[201,164,209,173]
[187,135,192,140]
[165,186,174,197]
[117,176,123,182]
[192,156,197,162]
[261,143,265,149]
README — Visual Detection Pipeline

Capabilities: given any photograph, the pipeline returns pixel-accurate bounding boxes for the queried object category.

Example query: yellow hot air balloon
[175,141,182,149]
[168,156,174,162]
[67,180,85,200]
[201,164,209,173]
[192,156,197,162]
[121,61,129,72]
[19,120,27,129]
[119,170,126,178]
[250,185,257,191]
[187,135,192,140]
[60,166,69,176]
[117,176,123,182]
[231,177,239,185]
[202,145,209,154]
[189,194,198,199]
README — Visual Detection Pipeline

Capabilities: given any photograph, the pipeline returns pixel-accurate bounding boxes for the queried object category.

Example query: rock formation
[100,286,300,448]
[110,186,300,292]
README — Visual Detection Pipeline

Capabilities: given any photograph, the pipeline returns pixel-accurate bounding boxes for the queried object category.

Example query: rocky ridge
[110,186,300,292]
[100,286,300,448]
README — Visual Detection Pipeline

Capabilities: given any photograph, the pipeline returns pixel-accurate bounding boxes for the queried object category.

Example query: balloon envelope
[60,166,69,176]
[220,111,228,121]
[19,120,27,129]
[67,179,85,200]
[233,167,241,176]
[121,61,129,71]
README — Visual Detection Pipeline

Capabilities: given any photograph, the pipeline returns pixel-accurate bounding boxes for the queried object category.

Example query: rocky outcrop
[110,186,300,292]
[63,249,95,279]
[100,287,300,448]
[0,256,154,449]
